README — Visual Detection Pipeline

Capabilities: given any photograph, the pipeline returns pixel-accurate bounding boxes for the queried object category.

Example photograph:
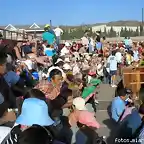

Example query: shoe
[94,99,99,104]
[111,85,117,88]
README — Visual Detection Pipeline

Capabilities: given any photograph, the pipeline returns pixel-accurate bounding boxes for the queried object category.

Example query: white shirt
[81,36,89,46]
[107,55,117,71]
[54,28,63,37]
[128,39,133,46]
[115,52,122,63]
[42,44,49,55]
[0,126,11,143]
[60,47,69,56]
[90,38,94,46]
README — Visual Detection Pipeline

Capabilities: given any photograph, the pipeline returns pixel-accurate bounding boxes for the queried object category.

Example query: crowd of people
[0,24,144,144]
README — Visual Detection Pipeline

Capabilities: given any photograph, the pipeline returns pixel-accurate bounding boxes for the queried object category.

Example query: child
[68,97,100,128]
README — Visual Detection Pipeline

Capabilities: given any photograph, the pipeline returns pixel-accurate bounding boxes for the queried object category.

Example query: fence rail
[0,28,35,41]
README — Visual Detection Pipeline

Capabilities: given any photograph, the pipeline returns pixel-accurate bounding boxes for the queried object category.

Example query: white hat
[73,97,87,110]
[65,42,70,47]
[55,58,64,64]
[64,57,70,63]
[63,63,72,70]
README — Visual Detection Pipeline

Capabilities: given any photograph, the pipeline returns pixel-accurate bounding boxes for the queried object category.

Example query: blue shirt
[42,32,55,45]
[107,55,117,71]
[4,71,20,87]
[133,50,139,61]
[124,39,129,46]
[111,96,125,122]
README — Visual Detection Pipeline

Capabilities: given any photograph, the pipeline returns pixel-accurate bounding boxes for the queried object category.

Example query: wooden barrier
[123,66,144,101]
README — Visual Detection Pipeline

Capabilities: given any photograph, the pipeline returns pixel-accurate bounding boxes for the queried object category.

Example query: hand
[3,111,16,122]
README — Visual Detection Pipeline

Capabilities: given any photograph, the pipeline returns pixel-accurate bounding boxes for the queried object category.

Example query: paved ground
[95,84,116,144]
[63,83,119,144]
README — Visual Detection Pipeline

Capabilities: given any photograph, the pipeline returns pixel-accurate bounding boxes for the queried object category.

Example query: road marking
[97,110,108,112]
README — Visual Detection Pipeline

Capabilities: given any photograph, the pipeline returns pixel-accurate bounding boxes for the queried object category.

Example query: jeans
[56,36,60,46]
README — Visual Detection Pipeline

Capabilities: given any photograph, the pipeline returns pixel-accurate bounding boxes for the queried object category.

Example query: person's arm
[14,46,22,60]
[0,111,16,125]
[62,96,73,108]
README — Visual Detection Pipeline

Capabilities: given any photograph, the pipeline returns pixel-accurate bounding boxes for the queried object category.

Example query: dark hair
[111,50,116,56]
[18,125,53,144]
[119,88,127,97]
[54,61,64,67]
[0,44,8,64]
[44,27,49,32]
[49,69,62,79]
[24,89,46,101]
[139,104,144,115]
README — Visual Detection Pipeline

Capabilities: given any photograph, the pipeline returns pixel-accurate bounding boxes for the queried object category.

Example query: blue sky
[0,0,143,26]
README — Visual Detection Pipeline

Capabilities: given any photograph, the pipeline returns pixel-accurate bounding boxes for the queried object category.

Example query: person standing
[54,26,63,46]
[42,24,55,45]
[107,50,117,87]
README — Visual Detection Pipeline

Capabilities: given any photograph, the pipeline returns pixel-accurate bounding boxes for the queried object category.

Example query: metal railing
[0,28,35,41]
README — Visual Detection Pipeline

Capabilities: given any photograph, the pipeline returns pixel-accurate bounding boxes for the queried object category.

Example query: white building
[92,25,140,33]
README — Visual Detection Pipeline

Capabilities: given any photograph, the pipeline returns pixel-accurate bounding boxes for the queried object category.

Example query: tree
[108,26,116,37]
[140,25,143,36]
[120,27,124,37]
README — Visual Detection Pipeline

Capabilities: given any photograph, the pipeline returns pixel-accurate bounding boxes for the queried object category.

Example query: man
[60,42,70,56]
[133,43,139,62]
[107,50,117,87]
[116,104,144,140]
[111,89,127,123]
[54,26,63,46]
[81,32,89,49]
[0,45,16,126]
[42,24,55,45]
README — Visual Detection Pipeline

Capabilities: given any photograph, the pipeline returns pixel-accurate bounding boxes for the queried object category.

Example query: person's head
[139,104,144,117]
[0,32,3,44]
[55,61,64,69]
[18,125,53,144]
[72,42,77,47]
[49,69,63,85]
[24,89,46,101]
[118,88,127,100]
[111,50,116,56]
[72,97,87,111]
[0,45,8,75]
[43,40,48,46]
[44,24,50,32]
[65,42,70,48]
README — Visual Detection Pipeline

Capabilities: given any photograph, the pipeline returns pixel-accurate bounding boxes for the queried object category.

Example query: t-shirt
[133,50,139,61]
[4,71,20,87]
[107,55,117,71]
[117,110,142,139]
[124,39,129,46]
[42,32,55,45]
[0,76,17,117]
[111,96,125,122]
[22,45,32,54]
[60,47,69,56]
[54,28,63,37]
[115,52,122,63]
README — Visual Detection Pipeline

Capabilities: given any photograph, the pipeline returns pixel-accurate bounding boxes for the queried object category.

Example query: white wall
[92,25,140,33]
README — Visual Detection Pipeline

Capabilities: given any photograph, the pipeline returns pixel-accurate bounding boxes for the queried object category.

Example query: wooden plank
[130,82,144,84]
[124,72,144,74]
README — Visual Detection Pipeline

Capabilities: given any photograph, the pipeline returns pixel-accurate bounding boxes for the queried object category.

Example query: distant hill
[61,20,142,28]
